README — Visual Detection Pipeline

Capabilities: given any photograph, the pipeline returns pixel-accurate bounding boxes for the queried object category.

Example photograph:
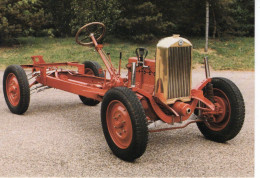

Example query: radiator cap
[157,36,192,48]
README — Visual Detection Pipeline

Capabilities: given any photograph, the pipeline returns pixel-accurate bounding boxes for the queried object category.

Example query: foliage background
[0,0,254,44]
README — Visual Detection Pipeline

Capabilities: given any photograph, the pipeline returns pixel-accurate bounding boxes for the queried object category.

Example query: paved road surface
[0,69,254,177]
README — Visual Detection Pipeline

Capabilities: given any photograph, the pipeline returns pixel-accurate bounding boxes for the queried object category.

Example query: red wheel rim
[6,73,20,106]
[205,88,231,131]
[106,100,133,149]
[85,68,95,75]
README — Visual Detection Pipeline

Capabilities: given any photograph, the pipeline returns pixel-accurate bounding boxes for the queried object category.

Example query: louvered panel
[168,46,191,99]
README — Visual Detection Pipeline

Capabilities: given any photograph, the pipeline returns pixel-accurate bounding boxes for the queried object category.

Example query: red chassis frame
[21,35,215,132]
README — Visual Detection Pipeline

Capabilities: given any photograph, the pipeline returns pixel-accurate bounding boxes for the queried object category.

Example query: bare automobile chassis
[3,22,245,161]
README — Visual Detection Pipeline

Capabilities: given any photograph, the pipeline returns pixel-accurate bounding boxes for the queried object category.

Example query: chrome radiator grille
[168,46,192,99]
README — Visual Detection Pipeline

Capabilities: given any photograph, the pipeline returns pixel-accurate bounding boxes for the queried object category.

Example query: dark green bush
[0,0,50,44]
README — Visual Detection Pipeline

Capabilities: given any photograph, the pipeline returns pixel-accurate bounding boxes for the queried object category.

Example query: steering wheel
[75,22,106,46]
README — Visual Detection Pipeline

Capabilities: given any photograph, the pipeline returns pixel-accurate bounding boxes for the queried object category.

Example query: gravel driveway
[0,68,254,177]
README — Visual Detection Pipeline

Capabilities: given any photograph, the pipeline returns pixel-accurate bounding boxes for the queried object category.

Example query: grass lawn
[0,36,254,70]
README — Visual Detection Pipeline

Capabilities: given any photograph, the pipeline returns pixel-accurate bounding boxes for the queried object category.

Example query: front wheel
[3,65,30,114]
[197,77,245,142]
[101,87,148,161]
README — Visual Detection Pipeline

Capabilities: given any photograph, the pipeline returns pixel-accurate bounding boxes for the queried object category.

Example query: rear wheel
[101,87,148,161]
[197,77,245,142]
[79,61,104,106]
[3,65,30,114]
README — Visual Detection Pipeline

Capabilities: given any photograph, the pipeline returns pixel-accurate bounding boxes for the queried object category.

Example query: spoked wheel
[3,65,30,114]
[101,87,148,161]
[197,77,245,142]
[79,61,104,106]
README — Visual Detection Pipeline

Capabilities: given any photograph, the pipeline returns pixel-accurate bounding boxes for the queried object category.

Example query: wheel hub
[6,73,20,106]
[213,96,227,123]
[106,100,133,149]
[204,88,231,131]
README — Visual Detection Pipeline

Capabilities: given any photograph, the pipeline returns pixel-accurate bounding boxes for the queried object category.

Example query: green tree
[116,0,174,42]
[155,0,206,37]
[156,0,254,38]
[70,0,120,35]
[43,0,120,37]
[0,0,50,44]
[233,0,254,36]
[208,0,254,38]
[0,0,254,45]
[44,0,72,37]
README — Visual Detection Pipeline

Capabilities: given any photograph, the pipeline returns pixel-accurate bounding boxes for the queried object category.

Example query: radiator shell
[155,35,192,104]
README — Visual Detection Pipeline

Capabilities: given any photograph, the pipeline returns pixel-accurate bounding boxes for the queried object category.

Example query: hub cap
[6,73,20,106]
[106,100,133,149]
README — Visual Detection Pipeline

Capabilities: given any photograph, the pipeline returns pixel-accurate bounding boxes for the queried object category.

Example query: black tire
[3,65,30,114]
[197,77,245,142]
[101,87,148,161]
[79,61,104,106]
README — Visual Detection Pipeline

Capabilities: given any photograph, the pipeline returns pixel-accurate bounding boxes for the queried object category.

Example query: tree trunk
[205,0,209,52]
[212,8,216,39]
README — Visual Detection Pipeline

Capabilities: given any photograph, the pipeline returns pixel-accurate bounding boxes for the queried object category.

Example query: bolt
[123,129,126,133]
[113,117,117,120]
[122,121,126,124]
